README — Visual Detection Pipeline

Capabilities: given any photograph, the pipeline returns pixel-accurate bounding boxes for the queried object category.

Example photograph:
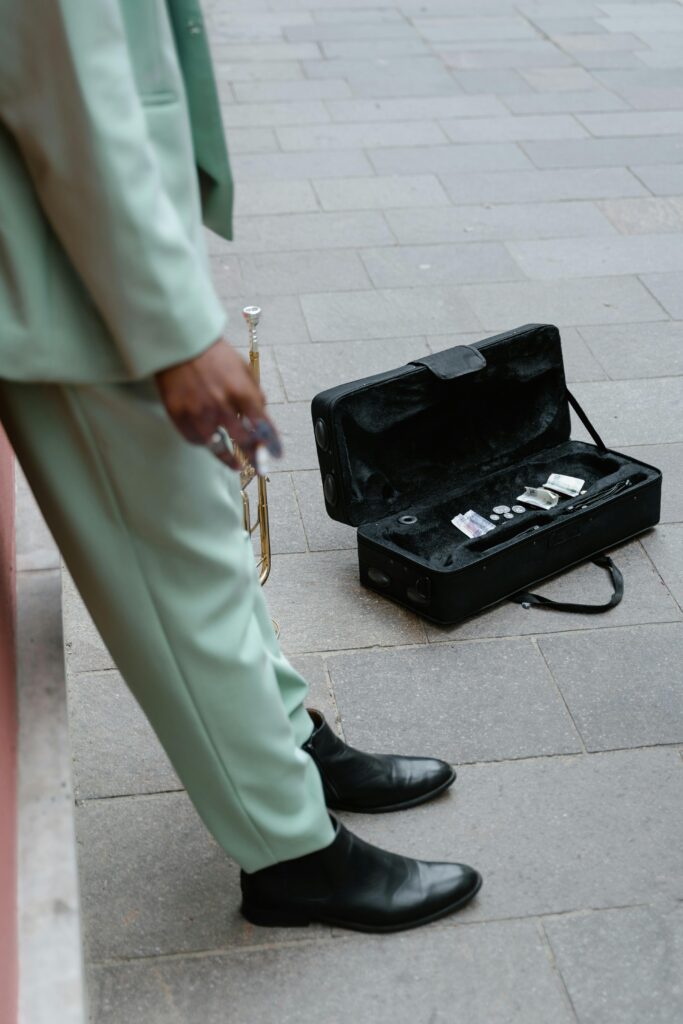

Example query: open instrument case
[311,324,662,625]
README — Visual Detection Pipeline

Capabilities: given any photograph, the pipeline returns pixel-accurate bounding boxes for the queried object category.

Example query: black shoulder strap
[567,389,607,453]
[511,555,623,615]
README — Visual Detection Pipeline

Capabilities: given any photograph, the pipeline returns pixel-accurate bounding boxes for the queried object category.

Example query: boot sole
[326,767,456,814]
[241,871,482,934]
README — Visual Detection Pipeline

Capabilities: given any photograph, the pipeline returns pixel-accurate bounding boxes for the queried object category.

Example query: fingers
[155,339,282,470]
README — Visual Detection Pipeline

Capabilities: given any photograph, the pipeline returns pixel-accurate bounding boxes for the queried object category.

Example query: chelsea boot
[241,817,481,933]
[303,709,455,813]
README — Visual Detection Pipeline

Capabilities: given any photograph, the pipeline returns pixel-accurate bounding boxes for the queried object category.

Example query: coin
[503,512,514,519]
[490,513,500,521]
[511,505,526,514]
[492,505,510,515]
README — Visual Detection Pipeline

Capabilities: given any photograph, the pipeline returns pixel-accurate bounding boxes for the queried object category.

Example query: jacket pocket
[119,0,177,104]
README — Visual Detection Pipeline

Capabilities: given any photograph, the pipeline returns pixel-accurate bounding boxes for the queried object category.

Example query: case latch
[410,345,486,381]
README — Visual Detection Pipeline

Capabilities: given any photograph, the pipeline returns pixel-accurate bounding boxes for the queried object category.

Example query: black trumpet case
[311,324,662,625]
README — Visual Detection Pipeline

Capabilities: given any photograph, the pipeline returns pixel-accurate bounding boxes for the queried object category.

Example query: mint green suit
[0,0,334,870]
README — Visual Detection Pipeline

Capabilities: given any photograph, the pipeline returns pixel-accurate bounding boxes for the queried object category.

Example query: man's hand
[155,338,281,470]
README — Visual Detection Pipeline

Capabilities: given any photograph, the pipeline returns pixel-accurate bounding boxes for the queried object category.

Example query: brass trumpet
[240,305,272,586]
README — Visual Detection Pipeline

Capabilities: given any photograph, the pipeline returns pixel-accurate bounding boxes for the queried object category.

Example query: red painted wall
[0,428,17,1024]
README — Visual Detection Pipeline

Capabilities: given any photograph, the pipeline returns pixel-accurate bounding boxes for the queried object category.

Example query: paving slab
[347,747,683,921]
[232,179,318,216]
[620,443,683,524]
[62,572,114,676]
[68,671,179,800]
[577,322,683,379]
[328,636,582,763]
[214,60,302,84]
[545,904,683,1024]
[326,94,506,121]
[640,271,683,319]
[303,55,462,97]
[442,114,588,142]
[76,791,335,961]
[232,78,352,102]
[219,100,327,127]
[570,377,683,445]
[459,276,665,329]
[301,286,482,342]
[523,136,683,169]
[232,149,375,181]
[438,43,574,71]
[320,39,431,58]
[238,249,372,295]
[413,16,538,43]
[618,86,683,111]
[291,470,357,552]
[312,174,450,211]
[277,120,449,152]
[579,110,683,136]
[230,210,396,253]
[385,201,615,244]
[368,142,534,175]
[264,401,318,471]
[440,168,647,205]
[88,919,577,1024]
[274,336,429,402]
[507,233,683,280]
[631,164,683,195]
[424,539,681,642]
[538,622,683,751]
[15,466,59,572]
[642,523,683,609]
[360,242,523,287]
[453,68,534,94]
[597,197,683,234]
[266,550,428,654]
[520,67,598,90]
[503,89,630,112]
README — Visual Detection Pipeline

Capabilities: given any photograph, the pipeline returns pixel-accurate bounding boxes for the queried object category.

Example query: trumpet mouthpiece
[242,305,261,326]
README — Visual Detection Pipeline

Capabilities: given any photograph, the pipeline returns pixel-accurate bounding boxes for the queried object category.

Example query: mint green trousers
[0,378,335,872]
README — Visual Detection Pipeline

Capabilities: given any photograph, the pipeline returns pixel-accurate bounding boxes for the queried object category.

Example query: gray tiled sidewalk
[62,1,683,1021]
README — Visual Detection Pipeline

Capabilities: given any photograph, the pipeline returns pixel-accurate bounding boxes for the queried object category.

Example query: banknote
[544,473,585,497]
[451,509,496,538]
[517,486,559,510]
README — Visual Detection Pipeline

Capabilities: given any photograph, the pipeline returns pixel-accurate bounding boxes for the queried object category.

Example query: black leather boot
[241,818,481,933]
[302,709,455,813]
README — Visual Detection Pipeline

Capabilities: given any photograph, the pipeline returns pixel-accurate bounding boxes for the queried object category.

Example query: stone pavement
[64,1,683,1020]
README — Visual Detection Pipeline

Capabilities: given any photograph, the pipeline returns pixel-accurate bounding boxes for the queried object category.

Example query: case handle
[510,554,623,615]
[410,346,486,381]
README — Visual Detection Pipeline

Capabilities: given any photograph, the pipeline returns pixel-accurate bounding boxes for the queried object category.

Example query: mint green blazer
[0,0,233,382]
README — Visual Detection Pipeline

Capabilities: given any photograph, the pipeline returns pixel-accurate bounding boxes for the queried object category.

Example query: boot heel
[240,902,312,928]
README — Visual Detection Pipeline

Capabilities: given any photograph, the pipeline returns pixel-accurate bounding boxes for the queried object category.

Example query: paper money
[451,509,496,538]
[517,487,559,510]
[544,473,585,497]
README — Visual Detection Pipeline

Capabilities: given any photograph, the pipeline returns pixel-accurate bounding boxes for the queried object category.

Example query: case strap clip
[511,554,623,615]
[410,346,486,381]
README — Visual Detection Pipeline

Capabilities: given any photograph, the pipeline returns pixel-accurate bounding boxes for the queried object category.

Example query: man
[0,0,481,932]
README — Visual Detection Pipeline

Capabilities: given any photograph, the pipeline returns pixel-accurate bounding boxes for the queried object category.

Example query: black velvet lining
[334,325,571,526]
[360,440,646,570]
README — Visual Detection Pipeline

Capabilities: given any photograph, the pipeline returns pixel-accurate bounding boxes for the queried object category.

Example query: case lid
[311,324,573,528]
